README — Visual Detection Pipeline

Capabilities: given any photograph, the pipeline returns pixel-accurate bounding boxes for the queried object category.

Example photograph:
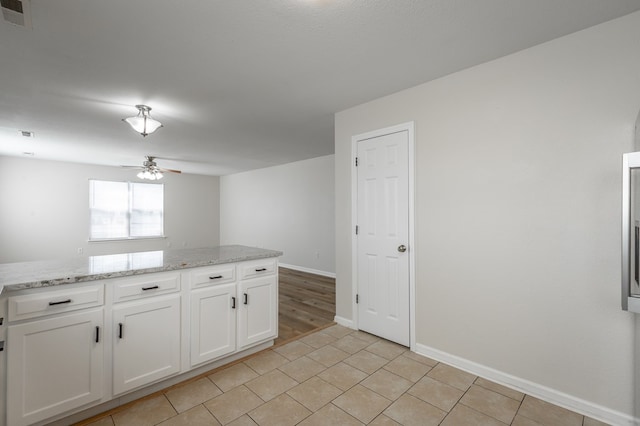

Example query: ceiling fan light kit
[123,104,163,137]
[138,156,164,180]
[123,156,181,180]
[137,169,163,180]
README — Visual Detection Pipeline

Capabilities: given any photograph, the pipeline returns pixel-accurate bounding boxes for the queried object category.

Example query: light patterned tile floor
[80,325,610,426]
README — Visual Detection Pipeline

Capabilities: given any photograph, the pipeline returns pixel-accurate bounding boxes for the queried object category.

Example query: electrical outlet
[77,247,83,255]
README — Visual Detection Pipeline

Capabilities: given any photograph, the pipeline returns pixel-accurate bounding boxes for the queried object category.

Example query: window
[89,180,164,240]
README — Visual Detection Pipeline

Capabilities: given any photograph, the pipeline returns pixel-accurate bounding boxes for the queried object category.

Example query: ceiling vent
[1,0,31,29]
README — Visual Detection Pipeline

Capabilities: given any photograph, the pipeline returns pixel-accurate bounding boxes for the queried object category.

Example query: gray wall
[220,154,335,276]
[335,11,639,421]
[0,156,220,262]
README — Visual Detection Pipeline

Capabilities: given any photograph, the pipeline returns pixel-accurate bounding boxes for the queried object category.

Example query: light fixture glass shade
[137,169,163,180]
[123,105,163,137]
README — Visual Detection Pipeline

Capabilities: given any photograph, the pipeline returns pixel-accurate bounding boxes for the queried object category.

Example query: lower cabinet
[190,283,237,366]
[2,256,279,426]
[6,309,104,426]
[238,275,277,349]
[112,294,181,395]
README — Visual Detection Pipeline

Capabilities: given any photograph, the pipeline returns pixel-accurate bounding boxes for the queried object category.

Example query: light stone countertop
[0,245,282,294]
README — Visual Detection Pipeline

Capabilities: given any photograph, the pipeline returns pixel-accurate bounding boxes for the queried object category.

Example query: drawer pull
[48,299,72,306]
[209,275,223,280]
[141,285,159,291]
[231,296,236,309]
[255,268,267,272]
[243,293,248,305]
[95,326,100,343]
[118,323,123,339]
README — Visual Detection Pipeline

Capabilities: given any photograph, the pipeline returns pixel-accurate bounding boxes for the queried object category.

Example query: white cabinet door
[113,294,181,395]
[190,283,237,366]
[238,275,277,348]
[7,309,104,426]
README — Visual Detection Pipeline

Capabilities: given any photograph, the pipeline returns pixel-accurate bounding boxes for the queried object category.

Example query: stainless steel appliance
[621,112,640,311]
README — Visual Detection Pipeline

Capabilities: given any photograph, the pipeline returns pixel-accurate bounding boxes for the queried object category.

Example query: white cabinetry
[112,273,182,395]
[238,259,278,349]
[190,260,277,365]
[1,253,279,426]
[190,283,237,366]
[6,286,104,426]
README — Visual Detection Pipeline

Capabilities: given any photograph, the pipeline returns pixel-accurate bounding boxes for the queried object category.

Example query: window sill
[88,236,166,243]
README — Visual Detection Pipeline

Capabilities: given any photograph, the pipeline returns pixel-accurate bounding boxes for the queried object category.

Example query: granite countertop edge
[0,245,283,294]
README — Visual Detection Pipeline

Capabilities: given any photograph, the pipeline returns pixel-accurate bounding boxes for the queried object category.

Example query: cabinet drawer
[239,259,277,280]
[112,272,180,303]
[191,264,236,289]
[8,285,104,322]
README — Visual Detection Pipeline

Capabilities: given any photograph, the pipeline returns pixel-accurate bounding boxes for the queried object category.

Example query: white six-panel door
[356,128,410,346]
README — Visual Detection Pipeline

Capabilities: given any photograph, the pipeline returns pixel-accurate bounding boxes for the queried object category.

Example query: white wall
[335,12,640,423]
[220,155,335,276]
[0,156,220,263]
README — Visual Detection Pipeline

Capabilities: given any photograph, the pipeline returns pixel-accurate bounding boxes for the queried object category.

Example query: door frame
[351,121,416,350]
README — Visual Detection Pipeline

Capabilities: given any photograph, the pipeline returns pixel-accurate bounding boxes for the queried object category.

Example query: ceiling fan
[122,156,181,180]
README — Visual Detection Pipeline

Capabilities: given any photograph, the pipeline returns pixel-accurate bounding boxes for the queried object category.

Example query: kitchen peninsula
[0,245,282,426]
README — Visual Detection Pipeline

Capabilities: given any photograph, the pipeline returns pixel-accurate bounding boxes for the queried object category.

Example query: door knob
[398,245,407,253]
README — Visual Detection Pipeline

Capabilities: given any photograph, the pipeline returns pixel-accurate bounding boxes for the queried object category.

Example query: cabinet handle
[243,293,248,305]
[231,296,236,309]
[48,299,72,306]
[255,268,267,272]
[209,275,223,280]
[142,285,159,291]
[118,323,123,339]
[95,326,100,343]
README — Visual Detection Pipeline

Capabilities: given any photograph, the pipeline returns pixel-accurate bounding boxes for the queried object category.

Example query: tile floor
[81,325,609,426]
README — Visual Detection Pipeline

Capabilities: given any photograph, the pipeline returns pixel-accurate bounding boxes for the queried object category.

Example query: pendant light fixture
[123,105,163,137]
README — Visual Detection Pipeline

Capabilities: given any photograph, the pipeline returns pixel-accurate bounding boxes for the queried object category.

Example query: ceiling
[1,0,639,176]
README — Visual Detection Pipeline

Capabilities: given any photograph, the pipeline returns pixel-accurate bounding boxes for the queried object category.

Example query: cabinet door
[238,275,277,348]
[113,294,181,395]
[190,283,236,366]
[7,309,104,426]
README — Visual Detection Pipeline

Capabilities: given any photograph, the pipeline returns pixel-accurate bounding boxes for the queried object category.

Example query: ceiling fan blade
[120,165,143,169]
[160,168,182,174]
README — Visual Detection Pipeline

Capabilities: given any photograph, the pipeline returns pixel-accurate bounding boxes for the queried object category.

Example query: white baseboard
[414,343,636,426]
[279,263,336,278]
[334,316,355,329]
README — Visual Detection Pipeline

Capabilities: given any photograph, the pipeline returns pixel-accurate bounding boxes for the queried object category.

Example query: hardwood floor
[276,267,336,344]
